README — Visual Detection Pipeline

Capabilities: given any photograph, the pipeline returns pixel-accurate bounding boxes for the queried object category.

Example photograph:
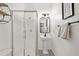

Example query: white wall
[51,3,79,56]
[24,3,53,10]
[0,19,12,55]
[5,3,79,56]
[7,3,25,10]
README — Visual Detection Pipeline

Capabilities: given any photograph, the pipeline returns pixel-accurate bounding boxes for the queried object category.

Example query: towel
[58,23,71,40]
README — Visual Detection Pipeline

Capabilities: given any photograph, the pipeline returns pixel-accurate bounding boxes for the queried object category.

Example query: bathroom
[0,3,79,56]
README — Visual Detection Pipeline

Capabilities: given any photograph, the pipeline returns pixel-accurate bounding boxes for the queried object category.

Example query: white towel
[58,23,71,40]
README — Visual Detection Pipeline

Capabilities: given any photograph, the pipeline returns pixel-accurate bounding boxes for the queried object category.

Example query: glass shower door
[13,11,24,56]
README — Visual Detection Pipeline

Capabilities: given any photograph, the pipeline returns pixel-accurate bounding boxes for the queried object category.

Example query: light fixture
[0,3,12,24]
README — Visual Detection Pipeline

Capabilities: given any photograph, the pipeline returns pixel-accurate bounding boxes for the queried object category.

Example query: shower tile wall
[13,11,37,56]
[25,11,37,56]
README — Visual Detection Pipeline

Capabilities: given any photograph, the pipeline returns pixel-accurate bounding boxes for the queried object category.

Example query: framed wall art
[62,3,74,20]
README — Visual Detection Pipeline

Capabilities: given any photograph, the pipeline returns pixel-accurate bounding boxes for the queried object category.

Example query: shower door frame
[11,10,38,56]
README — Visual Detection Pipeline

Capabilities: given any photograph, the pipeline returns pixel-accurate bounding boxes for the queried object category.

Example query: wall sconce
[0,3,12,24]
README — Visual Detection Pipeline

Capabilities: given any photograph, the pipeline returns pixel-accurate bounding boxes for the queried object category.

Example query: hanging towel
[58,23,71,40]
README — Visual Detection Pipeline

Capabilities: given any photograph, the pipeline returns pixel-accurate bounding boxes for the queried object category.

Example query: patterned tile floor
[37,49,55,56]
